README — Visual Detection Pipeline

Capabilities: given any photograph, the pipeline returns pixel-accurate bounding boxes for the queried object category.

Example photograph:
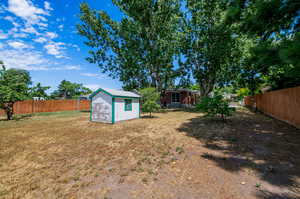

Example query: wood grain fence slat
[0,100,91,116]
[245,86,300,128]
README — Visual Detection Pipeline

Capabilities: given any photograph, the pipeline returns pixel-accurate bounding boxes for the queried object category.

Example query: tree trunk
[6,110,13,120]
[199,82,214,98]
[5,102,14,120]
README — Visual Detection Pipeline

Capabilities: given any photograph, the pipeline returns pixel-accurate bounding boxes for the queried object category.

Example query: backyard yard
[0,109,299,199]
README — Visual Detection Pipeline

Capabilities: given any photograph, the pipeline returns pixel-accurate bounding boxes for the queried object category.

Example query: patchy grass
[0,109,299,199]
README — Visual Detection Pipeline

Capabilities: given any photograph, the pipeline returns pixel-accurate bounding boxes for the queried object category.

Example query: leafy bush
[236,88,251,100]
[139,87,160,117]
[196,95,235,121]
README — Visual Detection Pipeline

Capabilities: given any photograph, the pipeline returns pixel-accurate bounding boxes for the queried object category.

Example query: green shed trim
[112,98,115,124]
[113,96,140,99]
[89,100,92,121]
[89,88,140,100]
[89,88,113,99]
[124,99,132,111]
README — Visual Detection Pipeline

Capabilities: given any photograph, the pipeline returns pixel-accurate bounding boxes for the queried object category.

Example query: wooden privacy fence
[0,100,90,116]
[244,86,300,128]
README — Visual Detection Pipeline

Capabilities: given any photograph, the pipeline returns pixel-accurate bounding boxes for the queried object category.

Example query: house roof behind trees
[166,88,200,94]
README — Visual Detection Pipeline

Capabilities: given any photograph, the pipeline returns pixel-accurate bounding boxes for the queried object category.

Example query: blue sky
[0,0,123,93]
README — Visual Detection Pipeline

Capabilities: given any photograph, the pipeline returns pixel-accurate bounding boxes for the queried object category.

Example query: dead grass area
[0,109,299,199]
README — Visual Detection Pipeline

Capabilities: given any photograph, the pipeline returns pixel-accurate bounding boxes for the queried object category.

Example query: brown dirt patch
[0,109,299,199]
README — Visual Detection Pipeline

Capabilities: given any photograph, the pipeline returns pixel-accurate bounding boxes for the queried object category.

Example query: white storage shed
[89,88,141,124]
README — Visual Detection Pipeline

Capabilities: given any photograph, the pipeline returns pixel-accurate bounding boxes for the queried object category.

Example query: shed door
[92,102,111,122]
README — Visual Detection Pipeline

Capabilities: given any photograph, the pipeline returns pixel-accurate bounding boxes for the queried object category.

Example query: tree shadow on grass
[0,114,33,121]
[177,109,300,197]
[141,115,159,119]
[256,190,299,199]
[80,110,90,113]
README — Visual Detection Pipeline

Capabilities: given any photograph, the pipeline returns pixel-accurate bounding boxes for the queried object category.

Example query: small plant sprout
[255,183,262,188]
[175,146,185,154]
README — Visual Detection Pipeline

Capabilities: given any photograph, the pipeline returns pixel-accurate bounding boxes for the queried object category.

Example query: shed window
[124,99,132,111]
[172,93,180,103]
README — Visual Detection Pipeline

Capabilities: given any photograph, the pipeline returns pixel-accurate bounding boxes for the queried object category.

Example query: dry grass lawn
[0,109,299,199]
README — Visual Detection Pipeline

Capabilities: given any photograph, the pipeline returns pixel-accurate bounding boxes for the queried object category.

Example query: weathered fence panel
[0,100,90,117]
[245,86,300,128]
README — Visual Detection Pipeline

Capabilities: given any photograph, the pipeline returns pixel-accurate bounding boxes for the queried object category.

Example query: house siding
[161,90,198,108]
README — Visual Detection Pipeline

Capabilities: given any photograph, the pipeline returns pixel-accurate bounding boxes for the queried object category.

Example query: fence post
[77,99,80,111]
[32,100,34,114]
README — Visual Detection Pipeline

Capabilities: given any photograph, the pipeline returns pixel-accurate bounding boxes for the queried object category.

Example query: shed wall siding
[115,98,139,122]
[92,92,112,123]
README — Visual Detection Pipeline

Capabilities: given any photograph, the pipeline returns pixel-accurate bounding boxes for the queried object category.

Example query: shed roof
[89,88,140,99]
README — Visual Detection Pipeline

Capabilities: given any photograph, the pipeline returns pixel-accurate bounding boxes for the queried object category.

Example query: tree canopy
[77,0,300,97]
[77,0,183,92]
[30,83,51,99]
[227,0,300,92]
[51,80,92,99]
[0,62,32,120]
[180,0,241,97]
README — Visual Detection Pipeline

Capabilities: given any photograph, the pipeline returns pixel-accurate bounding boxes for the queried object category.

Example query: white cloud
[0,43,4,49]
[0,31,8,39]
[81,73,98,77]
[0,5,5,13]
[8,40,32,49]
[56,17,65,22]
[7,0,49,26]
[33,37,47,43]
[12,32,28,38]
[44,1,53,11]
[72,44,80,51]
[0,48,50,70]
[20,25,39,34]
[45,32,57,39]
[58,24,64,31]
[4,16,15,22]
[62,65,81,70]
[0,48,81,71]
[81,73,106,79]
[44,42,66,58]
[84,84,100,91]
[4,16,22,28]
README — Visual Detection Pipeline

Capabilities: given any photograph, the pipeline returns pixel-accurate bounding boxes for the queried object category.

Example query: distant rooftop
[166,88,200,93]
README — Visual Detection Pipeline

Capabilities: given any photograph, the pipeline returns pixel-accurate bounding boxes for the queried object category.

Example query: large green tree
[51,80,92,99]
[0,61,31,120]
[181,0,240,97]
[77,0,182,92]
[226,0,300,91]
[30,83,50,99]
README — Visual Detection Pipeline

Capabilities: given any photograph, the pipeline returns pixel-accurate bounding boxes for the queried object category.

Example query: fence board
[245,86,300,128]
[0,100,90,117]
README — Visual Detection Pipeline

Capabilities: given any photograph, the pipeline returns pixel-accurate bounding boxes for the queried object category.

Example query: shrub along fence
[0,100,90,116]
[244,86,300,128]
